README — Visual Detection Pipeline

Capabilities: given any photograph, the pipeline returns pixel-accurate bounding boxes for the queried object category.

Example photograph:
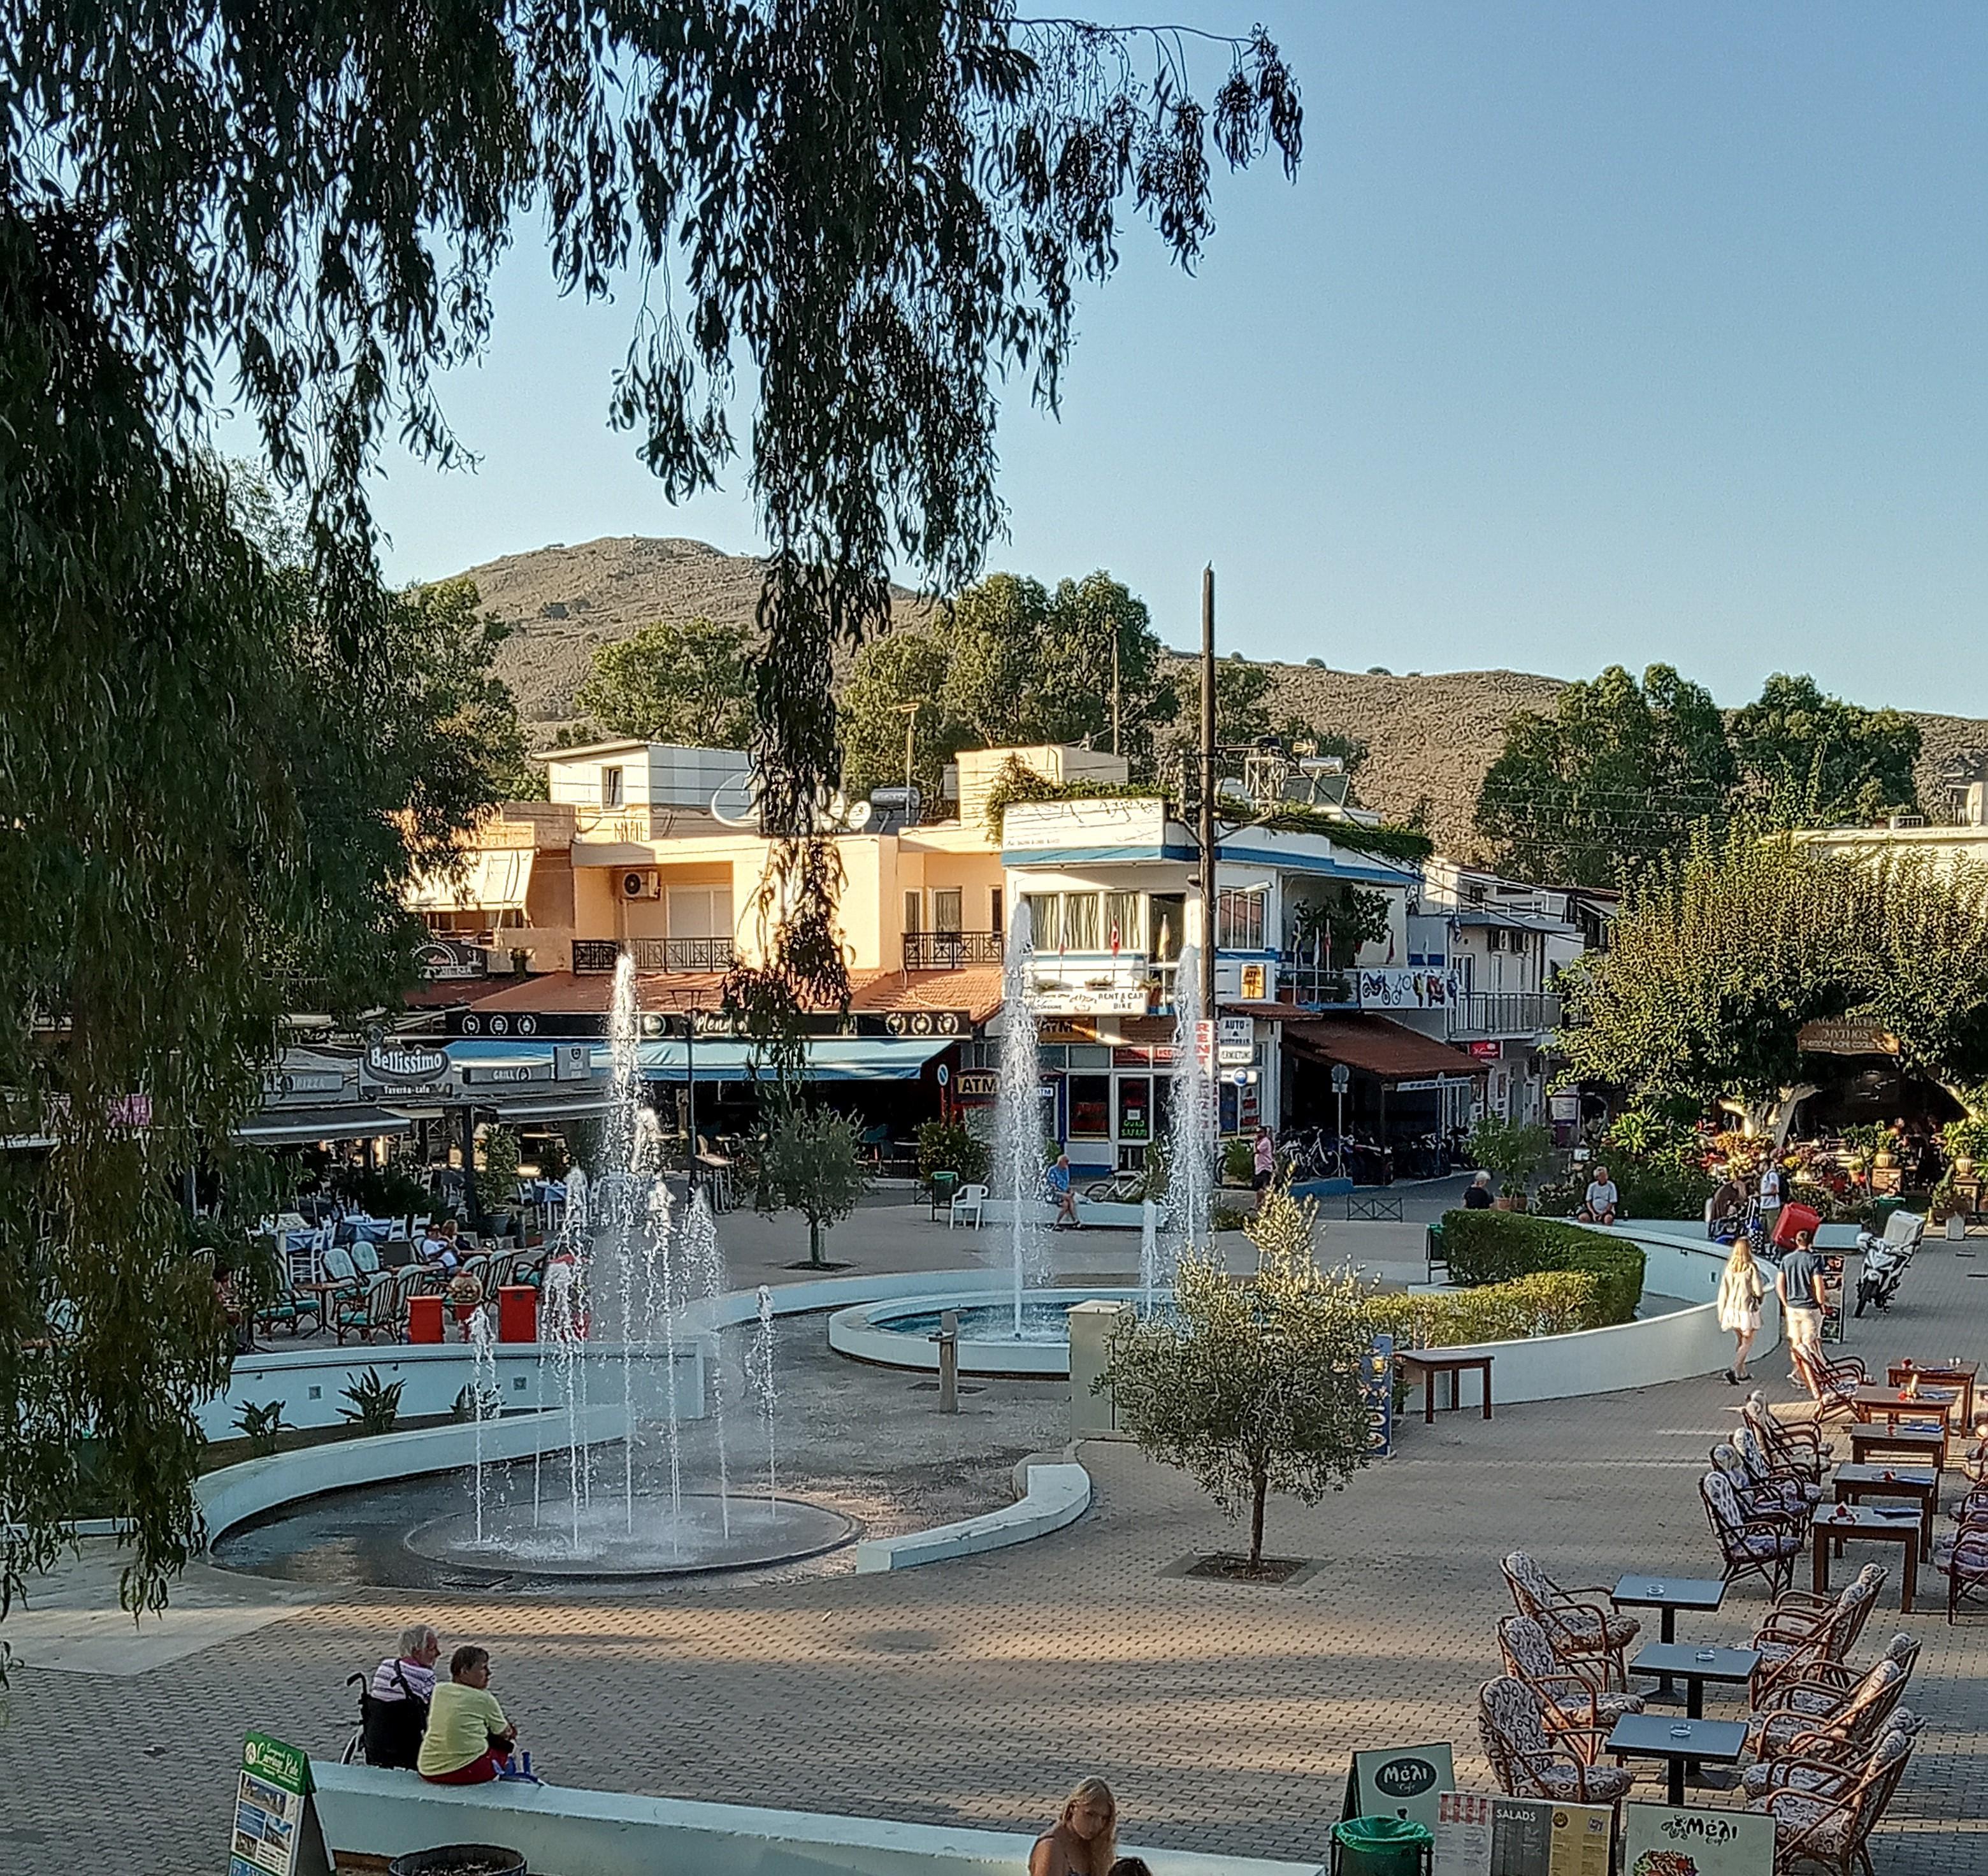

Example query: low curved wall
[853,1460,1091,1572]
[828,1288,1148,1377]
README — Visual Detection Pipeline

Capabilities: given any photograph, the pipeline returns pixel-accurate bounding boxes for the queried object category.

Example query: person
[1715,1237,1765,1385]
[1775,1227,1828,1369]
[1048,1153,1081,1230]
[1251,1127,1276,1194]
[419,1217,461,1274]
[417,1645,518,1785]
[1462,1170,1494,1210]
[363,1624,440,1770]
[1757,1158,1784,1238]
[1576,1165,1620,1225]
[1029,1778,1117,1876]
[1706,1171,1747,1241]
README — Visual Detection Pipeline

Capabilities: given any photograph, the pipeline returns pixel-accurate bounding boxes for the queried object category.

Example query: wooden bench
[1397,1351,1494,1424]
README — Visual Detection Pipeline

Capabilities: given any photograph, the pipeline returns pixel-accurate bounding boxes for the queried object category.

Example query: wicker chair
[1735,1424,1826,1510]
[1750,1566,1887,1702]
[1936,1519,1988,1624]
[1743,1647,1916,1769]
[1745,1724,1915,1876]
[1794,1347,1869,1424]
[1712,1441,1815,1527]
[1703,1469,1805,1594]
[1501,1552,1640,1689]
[1745,1391,1829,1485]
[1740,1710,1920,1803]
[1476,1677,1635,1805]
[1495,1615,1645,1751]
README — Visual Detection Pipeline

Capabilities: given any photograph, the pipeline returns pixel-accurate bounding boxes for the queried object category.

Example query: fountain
[749,1285,779,1508]
[996,898,1044,1338]
[1139,1198,1161,1317]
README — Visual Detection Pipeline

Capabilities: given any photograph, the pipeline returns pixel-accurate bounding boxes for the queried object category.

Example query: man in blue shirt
[1775,1229,1828,1372]
[1047,1152,1081,1230]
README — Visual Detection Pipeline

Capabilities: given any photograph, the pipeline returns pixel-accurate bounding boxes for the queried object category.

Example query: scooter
[1854,1211,1925,1316]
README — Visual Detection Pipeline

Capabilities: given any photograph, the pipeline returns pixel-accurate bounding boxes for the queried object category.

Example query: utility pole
[1199,565,1218,1021]
[897,700,922,795]
[1111,624,1121,758]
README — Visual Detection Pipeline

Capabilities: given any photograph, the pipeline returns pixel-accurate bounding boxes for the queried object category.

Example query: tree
[575,617,756,748]
[1476,665,1738,886]
[1466,1118,1553,1202]
[838,627,969,803]
[3,6,1299,1612]
[1102,1185,1376,1570]
[1844,853,1988,1100]
[757,1106,870,1269]
[1732,673,1922,825]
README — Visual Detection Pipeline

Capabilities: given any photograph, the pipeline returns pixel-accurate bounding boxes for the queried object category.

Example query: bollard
[932,1308,960,1413]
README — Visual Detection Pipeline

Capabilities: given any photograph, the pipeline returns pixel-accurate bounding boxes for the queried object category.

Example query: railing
[1280,964,1356,1008]
[633,937,735,973]
[903,930,1005,969]
[1448,992,1562,1039]
[572,939,622,975]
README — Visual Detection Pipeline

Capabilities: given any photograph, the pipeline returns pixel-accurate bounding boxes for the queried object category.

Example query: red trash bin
[498,1283,538,1344]
[407,1293,445,1344]
[1772,1202,1822,1249]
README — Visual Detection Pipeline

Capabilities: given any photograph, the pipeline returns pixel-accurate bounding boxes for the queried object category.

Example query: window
[933,888,962,934]
[1486,927,1505,953]
[990,886,1004,935]
[1069,1075,1111,1139]
[904,890,921,935]
[1216,888,1266,951]
[1103,891,1139,953]
[1023,893,1057,949]
[1149,893,1186,960]
[1117,1076,1152,1142]
[668,888,731,939]
[1062,892,1100,951]
[601,765,624,808]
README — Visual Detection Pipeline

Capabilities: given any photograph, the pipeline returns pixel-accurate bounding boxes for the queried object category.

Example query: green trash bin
[930,1169,959,1221]
[1332,1815,1432,1876]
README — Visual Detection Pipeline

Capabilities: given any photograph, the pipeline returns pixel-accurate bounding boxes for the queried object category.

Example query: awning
[236,1105,415,1144]
[406,848,534,913]
[482,1091,618,1125]
[1283,1015,1487,1085]
[635,1036,951,1083]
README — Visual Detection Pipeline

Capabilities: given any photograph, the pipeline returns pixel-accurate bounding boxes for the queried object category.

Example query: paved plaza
[1,1200,1983,1875]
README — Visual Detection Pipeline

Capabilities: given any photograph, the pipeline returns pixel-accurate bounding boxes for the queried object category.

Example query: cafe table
[1833,1462,1939,1552]
[1606,1715,1748,1808]
[1852,1383,1957,1432]
[1611,1575,1726,1696]
[1625,1643,1761,1720]
[1812,1502,1920,1612]
[1888,1360,1979,1428]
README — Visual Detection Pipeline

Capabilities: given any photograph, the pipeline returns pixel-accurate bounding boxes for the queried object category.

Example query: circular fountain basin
[406,1490,856,1578]
[828,1288,1163,1378]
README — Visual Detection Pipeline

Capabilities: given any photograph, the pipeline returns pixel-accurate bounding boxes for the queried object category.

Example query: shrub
[1438,1211,1645,1322]
[1533,1155,1714,1223]
[1367,1269,1606,1349]
[1221,1136,1255,1187]
[338,1367,405,1436]
[233,1399,291,1457]
[916,1120,989,1187]
[478,1125,522,1196]
[1469,1116,1553,1197]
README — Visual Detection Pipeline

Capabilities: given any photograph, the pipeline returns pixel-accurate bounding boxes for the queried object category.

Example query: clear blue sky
[363,4,1988,718]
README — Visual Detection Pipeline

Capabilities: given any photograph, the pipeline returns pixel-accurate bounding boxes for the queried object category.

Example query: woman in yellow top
[417,1645,518,1784]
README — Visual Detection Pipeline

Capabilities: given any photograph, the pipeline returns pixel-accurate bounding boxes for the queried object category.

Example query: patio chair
[1745,1391,1829,1485]
[1750,1566,1887,1701]
[1702,1469,1805,1594]
[254,1273,321,1340]
[1744,1724,1915,1876]
[1740,1710,1920,1803]
[1501,1552,1640,1689]
[1743,1647,1915,1766]
[1474,1677,1634,1805]
[1736,1424,1826,1510]
[1936,1519,1988,1624]
[350,1240,381,1277]
[949,1182,988,1229]
[1793,1348,1869,1424]
[1494,1616,1645,1748]
[1712,1441,1814,1528]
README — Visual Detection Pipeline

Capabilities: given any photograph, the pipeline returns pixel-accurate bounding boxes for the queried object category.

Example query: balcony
[903,930,1005,969]
[1279,963,1356,1009]
[633,937,735,973]
[1448,992,1562,1040]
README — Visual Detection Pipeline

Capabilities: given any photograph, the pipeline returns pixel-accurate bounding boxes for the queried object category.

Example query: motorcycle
[1854,1211,1925,1317]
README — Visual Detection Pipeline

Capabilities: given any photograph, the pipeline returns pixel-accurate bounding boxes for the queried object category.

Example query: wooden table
[1611,1575,1727,1696]
[1850,1424,1947,1473]
[1606,1715,1748,1808]
[1395,1351,1492,1424]
[1852,1383,1958,1431]
[1834,1462,1939,1551]
[1889,1361,1979,1428]
[1812,1503,1920,1612]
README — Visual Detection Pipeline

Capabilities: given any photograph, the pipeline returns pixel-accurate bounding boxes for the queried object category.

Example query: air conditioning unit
[621,870,659,900]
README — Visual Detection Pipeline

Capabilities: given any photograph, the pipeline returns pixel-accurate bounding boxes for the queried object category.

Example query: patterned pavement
[1,1216,1983,1874]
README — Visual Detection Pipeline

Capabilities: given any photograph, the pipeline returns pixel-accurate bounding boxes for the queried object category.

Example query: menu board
[1364,1332,1396,1460]
[1434,1796,1611,1876]
[1343,1740,1454,1832]
[229,1733,333,1876]
[1621,1803,1774,1876]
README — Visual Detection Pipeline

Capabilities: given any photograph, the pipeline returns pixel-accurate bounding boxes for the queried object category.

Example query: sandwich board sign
[229,1731,334,1876]
[1342,1741,1453,1832]
[1434,1794,1611,1876]
[1620,1803,1774,1876]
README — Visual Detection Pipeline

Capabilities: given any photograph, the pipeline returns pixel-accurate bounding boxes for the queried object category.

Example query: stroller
[1854,1210,1925,1317]
[341,1664,428,1769]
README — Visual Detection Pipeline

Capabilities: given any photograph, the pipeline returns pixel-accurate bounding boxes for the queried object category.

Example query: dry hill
[448,535,1988,858]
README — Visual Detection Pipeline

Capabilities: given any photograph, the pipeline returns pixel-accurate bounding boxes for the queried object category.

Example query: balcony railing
[633,937,735,973]
[1448,992,1562,1039]
[572,939,621,975]
[903,930,1005,969]
[1280,964,1356,1008]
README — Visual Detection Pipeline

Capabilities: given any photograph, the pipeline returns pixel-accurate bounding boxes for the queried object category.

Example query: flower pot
[1957,1155,1976,1177]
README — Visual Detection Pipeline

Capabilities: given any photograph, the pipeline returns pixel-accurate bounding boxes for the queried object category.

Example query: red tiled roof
[437,965,1002,1024]
[1220,1000,1315,1024]
[847,965,1004,1024]
[1283,1014,1488,1083]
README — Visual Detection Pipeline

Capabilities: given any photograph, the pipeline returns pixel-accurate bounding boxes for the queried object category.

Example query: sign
[1363,1332,1395,1460]
[1332,1063,1351,1092]
[1195,1018,1218,1072]
[1467,1039,1503,1062]
[413,937,489,981]
[1797,1020,1900,1057]
[1001,795,1168,855]
[1358,965,1459,1011]
[1621,1803,1775,1876]
[1228,1067,1255,1086]
[1549,1092,1580,1122]
[229,1732,333,1876]
[361,1042,449,1087]
[1342,1742,1453,1833]
[1032,981,1153,1018]
[1218,1015,1255,1065]
[956,1071,1000,1099]
[556,1043,593,1081]
[1239,962,1267,1000]
[1436,1797,1613,1876]
[935,1063,950,1088]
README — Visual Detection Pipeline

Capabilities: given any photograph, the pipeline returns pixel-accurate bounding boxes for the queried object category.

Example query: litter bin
[498,1283,538,1344]
[930,1170,958,1221]
[1331,1816,1432,1876]
[407,1292,445,1344]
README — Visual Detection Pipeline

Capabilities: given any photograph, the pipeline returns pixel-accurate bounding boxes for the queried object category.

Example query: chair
[1495,1616,1645,1749]
[1712,1441,1813,1527]
[1702,1469,1804,1594]
[1736,1424,1826,1510]
[1794,1348,1869,1424]
[1501,1552,1640,1688]
[255,1273,321,1339]
[1745,1724,1915,1876]
[350,1240,381,1277]
[1743,1647,1915,1769]
[1745,1391,1828,1485]
[949,1182,988,1229]
[1741,1710,1920,1803]
[1750,1566,1887,1701]
[1936,1519,1988,1624]
[1475,1677,1634,1805]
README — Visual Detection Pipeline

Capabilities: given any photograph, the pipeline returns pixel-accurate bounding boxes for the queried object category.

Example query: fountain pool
[827,1288,1167,1377]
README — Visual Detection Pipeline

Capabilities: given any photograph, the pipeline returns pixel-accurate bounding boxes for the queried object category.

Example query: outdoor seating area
[1489,1548,1928,1865]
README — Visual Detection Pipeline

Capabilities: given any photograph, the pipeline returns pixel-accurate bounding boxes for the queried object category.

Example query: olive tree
[1102,1186,1375,1570]
[757,1106,870,1269]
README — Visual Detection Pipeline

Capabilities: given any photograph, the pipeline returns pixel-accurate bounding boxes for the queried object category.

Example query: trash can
[1331,1816,1432,1876]
[930,1170,958,1220]
[498,1283,538,1344]
[407,1293,445,1344]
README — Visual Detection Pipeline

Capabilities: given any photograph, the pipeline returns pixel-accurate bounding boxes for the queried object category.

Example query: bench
[1397,1350,1494,1425]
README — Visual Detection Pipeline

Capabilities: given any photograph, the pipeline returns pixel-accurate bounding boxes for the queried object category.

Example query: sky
[362,5,1988,718]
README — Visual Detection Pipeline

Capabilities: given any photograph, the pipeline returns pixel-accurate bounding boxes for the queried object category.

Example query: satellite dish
[845,799,879,832]
[710,774,759,826]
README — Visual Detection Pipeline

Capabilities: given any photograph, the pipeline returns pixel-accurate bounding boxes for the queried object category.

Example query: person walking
[1251,1126,1276,1194]
[1715,1237,1765,1385]
[1757,1158,1784,1243]
[1775,1229,1828,1378]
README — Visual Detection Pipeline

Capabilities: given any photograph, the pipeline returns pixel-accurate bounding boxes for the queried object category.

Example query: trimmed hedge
[1368,1269,1604,1350]
[1437,1211,1645,1324]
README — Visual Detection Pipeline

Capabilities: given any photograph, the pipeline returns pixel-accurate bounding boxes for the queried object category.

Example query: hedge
[1437,1211,1645,1324]
[1367,1269,1604,1350]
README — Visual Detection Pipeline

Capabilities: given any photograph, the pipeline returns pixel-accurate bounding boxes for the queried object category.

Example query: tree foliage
[1102,1185,1376,1568]
[575,617,756,749]
[756,1105,869,1269]
[1731,673,1922,823]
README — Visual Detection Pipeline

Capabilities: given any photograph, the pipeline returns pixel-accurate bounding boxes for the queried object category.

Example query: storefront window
[1117,1076,1152,1142]
[1149,893,1185,960]
[1025,893,1058,949]
[1069,1075,1111,1138]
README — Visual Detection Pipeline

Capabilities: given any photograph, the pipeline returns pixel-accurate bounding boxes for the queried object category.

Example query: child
[417,1645,518,1784]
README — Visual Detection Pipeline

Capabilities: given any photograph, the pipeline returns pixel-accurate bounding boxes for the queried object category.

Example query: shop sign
[1218,1016,1255,1065]
[1620,1803,1773,1875]
[1435,1794,1612,1876]
[1797,1020,1900,1057]
[1358,966,1459,1011]
[228,1731,333,1876]
[1343,1742,1453,1833]
[361,1042,449,1087]
[1549,1091,1580,1122]
[1002,795,1167,853]
[412,937,489,981]
[1239,962,1267,1000]
[1467,1040,1503,1061]
[260,1068,351,1102]
[1033,981,1152,1017]
[956,1071,1000,1100]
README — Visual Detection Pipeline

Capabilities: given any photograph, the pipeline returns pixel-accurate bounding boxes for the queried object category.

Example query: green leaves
[755,1103,869,1267]
[575,616,756,748]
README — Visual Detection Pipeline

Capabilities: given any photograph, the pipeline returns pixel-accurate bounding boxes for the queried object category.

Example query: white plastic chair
[949,1183,988,1229]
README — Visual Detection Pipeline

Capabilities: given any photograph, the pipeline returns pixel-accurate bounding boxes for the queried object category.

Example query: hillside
[447,535,1988,858]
